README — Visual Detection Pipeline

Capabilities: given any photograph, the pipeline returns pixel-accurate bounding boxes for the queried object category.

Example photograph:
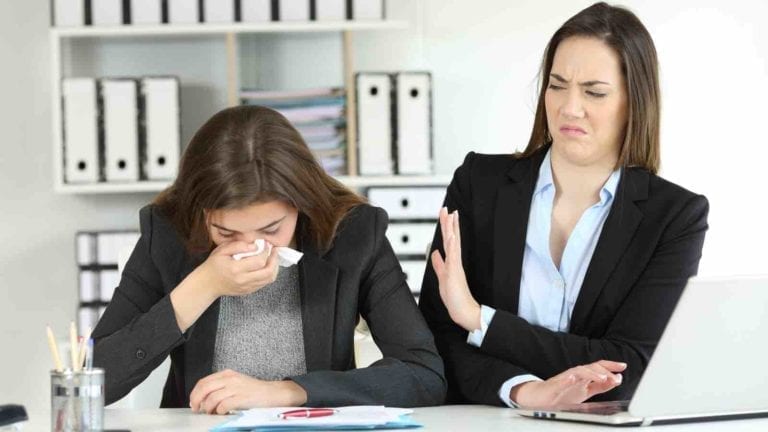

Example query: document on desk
[211,406,422,431]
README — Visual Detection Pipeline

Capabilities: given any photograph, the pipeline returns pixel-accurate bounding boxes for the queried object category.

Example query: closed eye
[586,90,607,98]
[548,84,565,91]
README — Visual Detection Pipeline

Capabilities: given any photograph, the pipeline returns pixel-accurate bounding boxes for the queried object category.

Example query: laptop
[515,275,768,426]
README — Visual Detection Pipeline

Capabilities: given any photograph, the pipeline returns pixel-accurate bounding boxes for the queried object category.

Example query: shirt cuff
[466,305,496,347]
[499,374,542,408]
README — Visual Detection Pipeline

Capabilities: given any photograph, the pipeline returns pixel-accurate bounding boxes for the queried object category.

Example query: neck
[549,148,617,204]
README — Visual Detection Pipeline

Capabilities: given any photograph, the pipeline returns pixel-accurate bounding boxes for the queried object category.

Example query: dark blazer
[418,147,709,405]
[93,204,446,407]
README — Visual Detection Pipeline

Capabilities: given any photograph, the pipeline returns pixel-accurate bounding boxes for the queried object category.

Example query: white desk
[23,405,768,431]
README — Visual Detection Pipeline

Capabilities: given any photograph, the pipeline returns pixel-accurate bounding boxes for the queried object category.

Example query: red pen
[278,408,337,419]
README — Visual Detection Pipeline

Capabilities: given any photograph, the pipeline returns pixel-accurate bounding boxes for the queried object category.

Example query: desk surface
[23,405,768,431]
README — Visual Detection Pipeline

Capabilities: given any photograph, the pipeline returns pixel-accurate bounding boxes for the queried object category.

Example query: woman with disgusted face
[419,2,709,408]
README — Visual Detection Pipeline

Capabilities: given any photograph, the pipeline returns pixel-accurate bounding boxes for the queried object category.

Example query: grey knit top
[212,265,307,380]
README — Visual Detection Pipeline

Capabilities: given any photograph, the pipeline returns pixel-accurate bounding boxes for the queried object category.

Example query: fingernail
[615,374,623,383]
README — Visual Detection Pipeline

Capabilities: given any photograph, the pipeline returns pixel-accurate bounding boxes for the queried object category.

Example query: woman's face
[207,200,299,248]
[545,36,628,169]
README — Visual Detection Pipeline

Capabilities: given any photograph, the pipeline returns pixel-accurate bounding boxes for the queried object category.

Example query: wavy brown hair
[154,105,365,254]
[521,2,661,174]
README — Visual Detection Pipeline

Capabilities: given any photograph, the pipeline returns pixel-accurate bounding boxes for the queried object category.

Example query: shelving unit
[53,174,453,195]
[50,19,421,194]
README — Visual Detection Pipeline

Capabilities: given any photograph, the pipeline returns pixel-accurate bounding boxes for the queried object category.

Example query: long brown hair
[521,2,661,174]
[154,105,365,254]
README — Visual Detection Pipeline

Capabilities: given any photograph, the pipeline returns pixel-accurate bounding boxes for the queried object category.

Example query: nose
[240,231,259,244]
[561,89,585,119]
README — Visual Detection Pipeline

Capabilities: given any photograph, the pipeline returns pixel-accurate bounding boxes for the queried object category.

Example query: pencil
[69,321,78,372]
[77,326,92,371]
[46,325,64,372]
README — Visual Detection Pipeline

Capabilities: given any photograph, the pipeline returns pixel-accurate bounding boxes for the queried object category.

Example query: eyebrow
[212,216,286,233]
[550,73,610,86]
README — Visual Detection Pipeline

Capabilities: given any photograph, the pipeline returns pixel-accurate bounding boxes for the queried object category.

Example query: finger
[215,241,258,257]
[215,395,239,415]
[438,207,450,245]
[596,360,628,372]
[190,370,235,410]
[585,373,622,399]
[585,363,623,385]
[570,365,609,383]
[452,210,462,249]
[430,249,446,278]
[202,387,235,415]
[190,377,226,412]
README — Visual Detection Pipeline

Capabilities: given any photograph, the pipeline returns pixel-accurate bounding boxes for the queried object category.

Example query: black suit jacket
[93,204,446,407]
[418,148,709,405]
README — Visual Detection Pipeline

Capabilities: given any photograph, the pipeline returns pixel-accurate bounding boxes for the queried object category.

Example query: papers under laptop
[515,275,768,426]
[211,406,421,431]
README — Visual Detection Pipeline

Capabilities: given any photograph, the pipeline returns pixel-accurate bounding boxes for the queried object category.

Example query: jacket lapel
[569,168,648,331]
[491,150,545,314]
[298,241,339,372]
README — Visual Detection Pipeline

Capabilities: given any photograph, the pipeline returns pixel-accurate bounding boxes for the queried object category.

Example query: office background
[1,0,766,410]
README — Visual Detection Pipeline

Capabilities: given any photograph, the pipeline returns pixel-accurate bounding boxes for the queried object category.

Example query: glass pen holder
[50,368,104,432]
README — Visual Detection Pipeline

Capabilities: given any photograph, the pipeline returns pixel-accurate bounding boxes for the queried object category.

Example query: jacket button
[135,349,146,360]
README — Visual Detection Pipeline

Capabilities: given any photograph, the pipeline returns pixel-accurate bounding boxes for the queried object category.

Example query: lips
[559,125,587,136]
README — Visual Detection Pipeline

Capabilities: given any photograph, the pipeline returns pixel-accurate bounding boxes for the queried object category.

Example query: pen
[77,326,92,371]
[69,321,78,371]
[46,325,64,372]
[278,408,337,419]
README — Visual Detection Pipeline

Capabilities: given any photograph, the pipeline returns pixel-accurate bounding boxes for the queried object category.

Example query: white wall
[1,0,766,412]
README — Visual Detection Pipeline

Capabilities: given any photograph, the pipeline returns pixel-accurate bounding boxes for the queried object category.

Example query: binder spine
[96,80,106,182]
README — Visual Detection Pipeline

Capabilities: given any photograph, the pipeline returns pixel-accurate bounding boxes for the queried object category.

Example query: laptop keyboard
[559,400,630,416]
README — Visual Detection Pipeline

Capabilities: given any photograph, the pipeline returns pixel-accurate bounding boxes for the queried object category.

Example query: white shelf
[51,20,408,38]
[53,175,450,194]
[336,175,452,188]
[55,181,172,194]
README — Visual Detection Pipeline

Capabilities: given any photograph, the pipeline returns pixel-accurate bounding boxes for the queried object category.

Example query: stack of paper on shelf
[241,87,347,176]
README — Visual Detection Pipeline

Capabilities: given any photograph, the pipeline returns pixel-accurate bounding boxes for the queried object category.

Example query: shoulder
[452,151,523,183]
[630,168,709,226]
[138,204,189,261]
[323,204,388,260]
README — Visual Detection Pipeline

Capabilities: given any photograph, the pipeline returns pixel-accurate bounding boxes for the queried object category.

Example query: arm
[92,207,188,404]
[290,208,447,407]
[418,153,536,405]
[480,194,710,400]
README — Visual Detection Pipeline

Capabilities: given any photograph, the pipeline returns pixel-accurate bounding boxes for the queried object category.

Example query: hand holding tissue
[232,239,303,267]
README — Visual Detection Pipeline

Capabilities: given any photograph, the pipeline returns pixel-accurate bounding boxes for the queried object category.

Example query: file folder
[99,269,120,302]
[394,72,433,174]
[92,0,124,25]
[140,77,180,180]
[316,0,345,21]
[241,0,272,22]
[78,307,99,336]
[76,232,97,266]
[79,270,100,303]
[53,0,85,27]
[279,0,310,21]
[131,0,163,25]
[168,0,199,23]
[62,78,100,183]
[356,73,394,175]
[350,0,383,20]
[96,232,140,265]
[203,0,235,23]
[101,79,140,182]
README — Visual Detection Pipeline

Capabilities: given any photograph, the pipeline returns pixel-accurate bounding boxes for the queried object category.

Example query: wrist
[279,380,308,406]
[462,302,482,332]
[193,263,222,301]
[510,381,536,406]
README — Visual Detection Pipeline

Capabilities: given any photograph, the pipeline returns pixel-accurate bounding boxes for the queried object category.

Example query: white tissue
[231,239,303,267]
